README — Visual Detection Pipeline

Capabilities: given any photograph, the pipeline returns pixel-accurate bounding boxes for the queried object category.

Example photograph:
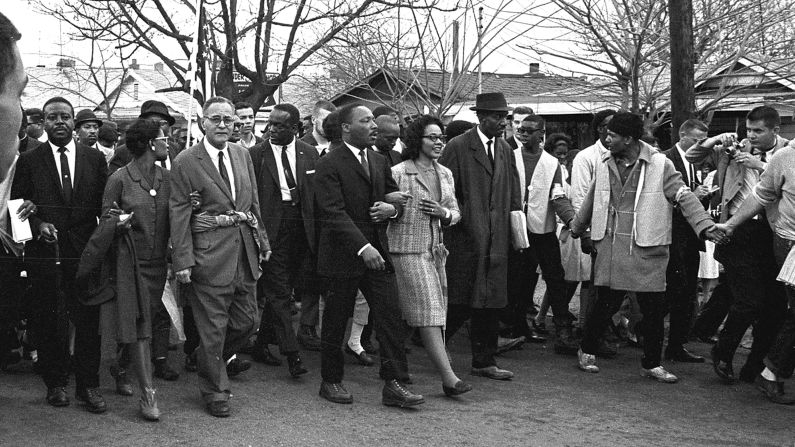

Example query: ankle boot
[139,387,160,421]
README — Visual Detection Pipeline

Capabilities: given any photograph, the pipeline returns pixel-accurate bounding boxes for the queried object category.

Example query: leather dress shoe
[362,341,379,355]
[710,346,735,383]
[496,336,526,354]
[531,319,549,335]
[319,381,353,404]
[154,359,180,381]
[206,400,231,417]
[184,351,198,372]
[664,347,705,363]
[382,379,425,408]
[139,387,160,421]
[287,354,308,378]
[756,374,795,405]
[739,362,763,384]
[696,334,719,344]
[471,365,514,380]
[443,380,473,397]
[110,366,134,396]
[226,358,252,377]
[641,366,678,383]
[297,326,322,352]
[75,387,108,414]
[345,346,375,366]
[252,346,282,366]
[46,386,70,407]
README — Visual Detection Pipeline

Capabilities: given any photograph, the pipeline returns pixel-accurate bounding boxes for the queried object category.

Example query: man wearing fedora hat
[74,109,103,148]
[109,100,179,173]
[439,92,524,380]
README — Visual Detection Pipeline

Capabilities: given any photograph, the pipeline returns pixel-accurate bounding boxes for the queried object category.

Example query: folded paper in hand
[7,199,32,243]
[510,210,530,250]
[776,244,795,288]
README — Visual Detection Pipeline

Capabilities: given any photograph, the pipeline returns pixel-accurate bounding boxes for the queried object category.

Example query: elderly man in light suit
[170,96,271,418]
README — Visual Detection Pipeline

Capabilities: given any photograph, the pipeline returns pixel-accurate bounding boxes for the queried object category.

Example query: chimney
[56,58,75,68]
[154,62,164,72]
[528,63,540,74]
[130,58,139,69]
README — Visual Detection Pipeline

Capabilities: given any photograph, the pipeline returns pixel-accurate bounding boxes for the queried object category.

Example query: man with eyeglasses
[109,100,181,173]
[439,92,524,381]
[502,115,580,353]
[170,96,271,417]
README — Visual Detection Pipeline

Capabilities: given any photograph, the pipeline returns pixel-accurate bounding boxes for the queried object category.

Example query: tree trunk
[669,0,695,144]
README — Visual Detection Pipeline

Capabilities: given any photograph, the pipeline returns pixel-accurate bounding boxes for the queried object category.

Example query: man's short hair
[97,125,118,145]
[312,100,336,116]
[272,103,301,126]
[746,105,781,129]
[202,96,234,115]
[25,107,43,123]
[606,111,644,140]
[522,114,545,128]
[234,101,254,113]
[0,12,20,96]
[43,96,74,116]
[679,118,708,135]
[338,103,364,125]
[512,106,534,116]
[322,110,342,143]
[372,105,396,119]
[591,109,617,140]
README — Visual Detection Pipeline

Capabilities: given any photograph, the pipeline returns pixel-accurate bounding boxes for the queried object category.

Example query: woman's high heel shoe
[139,387,160,421]
[443,380,473,397]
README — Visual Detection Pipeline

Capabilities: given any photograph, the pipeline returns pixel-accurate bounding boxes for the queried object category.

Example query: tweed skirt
[392,249,448,327]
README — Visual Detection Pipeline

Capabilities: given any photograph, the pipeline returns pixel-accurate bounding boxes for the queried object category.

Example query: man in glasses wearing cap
[439,92,524,381]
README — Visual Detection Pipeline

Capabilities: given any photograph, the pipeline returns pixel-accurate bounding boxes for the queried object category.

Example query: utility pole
[669,0,695,143]
[477,6,483,94]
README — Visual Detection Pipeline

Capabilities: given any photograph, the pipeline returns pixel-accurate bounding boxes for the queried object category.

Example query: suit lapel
[405,160,429,192]
[342,145,371,184]
[73,143,87,196]
[262,142,281,190]
[196,142,234,202]
[40,143,63,198]
[295,147,305,189]
[669,146,687,180]
[229,145,246,206]
[468,130,493,176]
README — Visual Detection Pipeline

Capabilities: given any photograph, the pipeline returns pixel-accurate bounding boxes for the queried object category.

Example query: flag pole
[186,0,203,146]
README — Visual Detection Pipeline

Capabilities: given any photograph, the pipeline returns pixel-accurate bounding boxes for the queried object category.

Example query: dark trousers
[320,269,409,383]
[582,287,666,369]
[0,252,25,357]
[693,273,732,338]
[296,254,326,328]
[447,305,500,368]
[182,284,200,356]
[256,204,308,355]
[714,219,787,372]
[664,230,701,351]
[503,232,570,335]
[765,235,795,379]
[189,248,258,403]
[28,257,102,390]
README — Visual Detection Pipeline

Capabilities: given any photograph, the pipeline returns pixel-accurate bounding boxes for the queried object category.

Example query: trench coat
[439,127,522,308]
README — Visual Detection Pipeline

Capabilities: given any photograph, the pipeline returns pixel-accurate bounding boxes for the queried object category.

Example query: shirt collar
[476,126,493,149]
[203,137,228,154]
[345,141,366,157]
[270,137,295,151]
[601,141,654,163]
[50,138,76,153]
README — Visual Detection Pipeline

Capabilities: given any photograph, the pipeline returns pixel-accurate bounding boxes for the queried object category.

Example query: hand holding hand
[369,201,396,222]
[580,236,596,255]
[16,200,37,221]
[176,268,192,284]
[704,224,730,244]
[693,184,713,201]
[361,245,385,270]
[385,191,412,206]
[419,198,446,219]
[38,222,57,243]
[190,190,201,211]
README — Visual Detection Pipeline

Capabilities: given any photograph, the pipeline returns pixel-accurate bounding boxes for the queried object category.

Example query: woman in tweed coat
[387,115,472,397]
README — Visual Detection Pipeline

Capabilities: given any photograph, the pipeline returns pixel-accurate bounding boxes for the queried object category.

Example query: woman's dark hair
[125,118,161,158]
[544,132,573,154]
[445,120,474,141]
[322,110,341,143]
[402,115,444,161]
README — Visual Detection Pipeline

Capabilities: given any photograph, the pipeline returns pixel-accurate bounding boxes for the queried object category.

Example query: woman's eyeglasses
[423,134,447,143]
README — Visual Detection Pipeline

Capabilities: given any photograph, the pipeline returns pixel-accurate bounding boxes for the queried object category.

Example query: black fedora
[139,100,175,126]
[469,92,512,112]
[74,109,103,128]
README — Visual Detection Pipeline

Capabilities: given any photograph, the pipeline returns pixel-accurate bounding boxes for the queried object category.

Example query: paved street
[0,325,792,447]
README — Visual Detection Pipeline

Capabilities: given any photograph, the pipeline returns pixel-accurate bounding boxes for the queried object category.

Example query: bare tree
[35,0,439,110]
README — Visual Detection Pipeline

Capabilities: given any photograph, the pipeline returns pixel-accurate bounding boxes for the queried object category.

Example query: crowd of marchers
[1,11,795,423]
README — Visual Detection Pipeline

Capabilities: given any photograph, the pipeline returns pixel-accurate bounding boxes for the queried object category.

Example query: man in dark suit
[300,100,336,154]
[314,103,423,407]
[170,96,271,418]
[662,119,713,363]
[109,100,181,173]
[439,92,523,381]
[12,96,109,413]
[372,114,402,167]
[248,103,317,377]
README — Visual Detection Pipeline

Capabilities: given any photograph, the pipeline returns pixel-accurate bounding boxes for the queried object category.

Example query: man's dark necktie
[281,146,297,200]
[486,139,494,166]
[217,151,232,192]
[160,159,167,169]
[58,147,73,203]
[320,148,327,157]
[359,149,369,179]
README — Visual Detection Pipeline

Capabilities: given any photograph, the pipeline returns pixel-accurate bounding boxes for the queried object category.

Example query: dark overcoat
[438,127,521,309]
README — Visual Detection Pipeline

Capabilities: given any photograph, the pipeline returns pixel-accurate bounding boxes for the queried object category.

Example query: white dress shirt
[51,139,76,187]
[270,138,297,201]
[204,137,236,201]
[476,126,494,159]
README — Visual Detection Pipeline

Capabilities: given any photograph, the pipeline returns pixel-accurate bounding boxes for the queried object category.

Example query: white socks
[347,322,365,355]
[761,367,778,382]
